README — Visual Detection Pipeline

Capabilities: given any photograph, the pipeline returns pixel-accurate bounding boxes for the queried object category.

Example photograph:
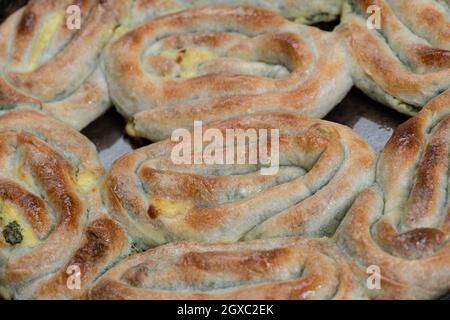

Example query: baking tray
[0,0,447,300]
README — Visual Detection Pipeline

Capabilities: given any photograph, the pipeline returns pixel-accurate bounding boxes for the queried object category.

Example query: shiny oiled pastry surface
[129,0,344,27]
[0,0,127,130]
[93,90,449,300]
[104,6,352,141]
[336,90,450,299]
[337,0,450,115]
[105,112,376,246]
[87,88,408,169]
[0,0,448,300]
[0,110,129,299]
[89,237,360,300]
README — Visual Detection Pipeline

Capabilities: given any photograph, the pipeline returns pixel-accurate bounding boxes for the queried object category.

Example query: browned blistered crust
[104,6,352,141]
[337,0,450,114]
[0,179,49,238]
[336,90,450,299]
[88,237,361,300]
[130,0,344,26]
[104,112,376,246]
[0,0,128,130]
[30,217,128,300]
[0,0,448,301]
[0,110,129,299]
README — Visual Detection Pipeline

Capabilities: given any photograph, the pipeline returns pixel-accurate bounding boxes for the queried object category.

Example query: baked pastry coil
[88,237,361,300]
[104,6,353,141]
[337,0,450,116]
[336,90,450,299]
[105,112,376,247]
[0,110,129,299]
[127,0,344,27]
[0,0,127,130]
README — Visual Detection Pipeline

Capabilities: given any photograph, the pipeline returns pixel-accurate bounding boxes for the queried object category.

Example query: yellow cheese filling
[150,197,191,218]
[25,11,64,72]
[0,200,39,247]
[76,171,98,194]
[160,47,216,78]
[125,121,137,137]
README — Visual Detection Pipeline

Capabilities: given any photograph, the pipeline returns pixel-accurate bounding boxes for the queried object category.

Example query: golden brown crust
[130,0,344,26]
[104,6,352,141]
[337,0,450,115]
[0,0,128,130]
[0,179,50,238]
[0,110,129,299]
[105,112,376,246]
[89,237,361,300]
[336,90,450,299]
[0,0,447,301]
[30,217,128,300]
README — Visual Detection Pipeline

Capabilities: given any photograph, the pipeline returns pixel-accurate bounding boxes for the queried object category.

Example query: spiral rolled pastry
[105,112,376,246]
[0,110,129,299]
[0,0,126,130]
[88,237,361,300]
[104,6,353,141]
[128,0,343,27]
[336,90,450,299]
[337,0,450,116]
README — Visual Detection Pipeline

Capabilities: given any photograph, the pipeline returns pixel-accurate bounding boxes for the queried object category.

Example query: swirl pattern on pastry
[0,0,126,130]
[105,112,376,246]
[89,237,360,300]
[104,6,353,141]
[0,110,129,299]
[336,90,450,299]
[337,0,450,116]
[128,0,344,27]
